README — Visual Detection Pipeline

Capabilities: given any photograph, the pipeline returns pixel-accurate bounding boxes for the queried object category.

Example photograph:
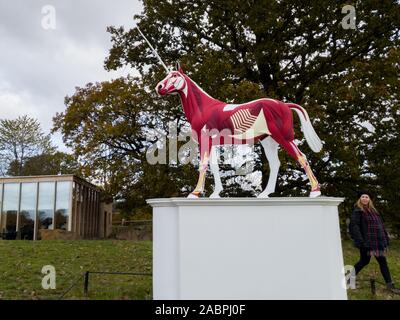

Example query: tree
[55,0,400,233]
[7,152,81,176]
[0,116,55,176]
[53,77,198,209]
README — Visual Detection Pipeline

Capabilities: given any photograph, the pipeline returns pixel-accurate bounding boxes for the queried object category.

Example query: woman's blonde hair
[355,197,377,211]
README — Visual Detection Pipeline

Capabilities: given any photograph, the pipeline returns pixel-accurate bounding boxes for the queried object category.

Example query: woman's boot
[386,283,400,294]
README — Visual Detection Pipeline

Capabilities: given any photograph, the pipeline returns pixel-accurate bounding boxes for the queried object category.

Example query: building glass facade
[1,183,19,239]
[38,182,56,233]
[0,175,103,240]
[55,181,71,230]
[19,183,37,240]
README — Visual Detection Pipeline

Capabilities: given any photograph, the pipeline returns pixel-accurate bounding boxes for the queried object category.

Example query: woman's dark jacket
[349,207,389,249]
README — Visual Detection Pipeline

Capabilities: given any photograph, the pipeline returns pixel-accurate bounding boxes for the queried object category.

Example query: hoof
[209,190,222,198]
[257,192,270,198]
[309,190,321,198]
[187,192,199,198]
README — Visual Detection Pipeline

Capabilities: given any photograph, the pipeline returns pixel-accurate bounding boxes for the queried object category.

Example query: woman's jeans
[354,247,392,284]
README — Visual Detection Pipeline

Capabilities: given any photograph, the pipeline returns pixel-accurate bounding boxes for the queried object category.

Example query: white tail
[288,103,322,153]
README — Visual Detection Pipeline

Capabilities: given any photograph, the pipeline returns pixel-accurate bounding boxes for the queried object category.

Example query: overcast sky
[0,0,143,152]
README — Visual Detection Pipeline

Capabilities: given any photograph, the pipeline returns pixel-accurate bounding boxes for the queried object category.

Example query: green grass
[343,240,400,300]
[0,239,399,300]
[0,240,152,300]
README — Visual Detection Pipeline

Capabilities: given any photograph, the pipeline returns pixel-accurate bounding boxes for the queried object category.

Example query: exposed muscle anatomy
[156,64,322,198]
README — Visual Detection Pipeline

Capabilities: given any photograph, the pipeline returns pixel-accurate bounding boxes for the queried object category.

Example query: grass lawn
[0,239,399,300]
[0,240,152,300]
[343,239,400,300]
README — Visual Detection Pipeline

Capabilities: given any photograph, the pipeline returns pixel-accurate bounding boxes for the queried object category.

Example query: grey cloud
[0,0,143,151]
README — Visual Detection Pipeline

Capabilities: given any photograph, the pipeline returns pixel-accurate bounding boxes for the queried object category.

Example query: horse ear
[176,61,183,73]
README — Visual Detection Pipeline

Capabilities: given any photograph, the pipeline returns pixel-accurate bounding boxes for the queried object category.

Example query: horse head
[156,62,187,96]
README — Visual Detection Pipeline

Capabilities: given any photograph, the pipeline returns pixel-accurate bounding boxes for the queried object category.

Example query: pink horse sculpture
[156,63,322,198]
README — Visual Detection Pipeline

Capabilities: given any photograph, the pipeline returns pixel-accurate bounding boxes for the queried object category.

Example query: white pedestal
[147,197,347,300]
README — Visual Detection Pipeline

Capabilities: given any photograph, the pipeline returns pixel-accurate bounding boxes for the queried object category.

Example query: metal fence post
[370,278,376,295]
[84,271,90,296]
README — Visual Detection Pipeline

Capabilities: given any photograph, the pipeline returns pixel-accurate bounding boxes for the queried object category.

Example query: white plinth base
[147,197,347,300]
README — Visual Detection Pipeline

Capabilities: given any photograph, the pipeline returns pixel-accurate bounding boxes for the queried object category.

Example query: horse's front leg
[209,146,223,198]
[188,142,211,198]
[258,137,280,198]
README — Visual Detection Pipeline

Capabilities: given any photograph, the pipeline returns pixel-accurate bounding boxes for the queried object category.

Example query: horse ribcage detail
[231,109,258,133]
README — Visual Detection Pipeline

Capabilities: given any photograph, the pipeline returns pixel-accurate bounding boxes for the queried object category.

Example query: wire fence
[58,270,152,300]
[58,273,86,300]
[59,273,385,299]
[114,219,152,227]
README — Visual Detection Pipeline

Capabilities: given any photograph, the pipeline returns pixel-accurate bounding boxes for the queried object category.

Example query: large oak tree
[54,0,400,234]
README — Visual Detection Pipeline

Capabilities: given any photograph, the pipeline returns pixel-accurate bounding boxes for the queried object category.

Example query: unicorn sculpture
[156,63,323,198]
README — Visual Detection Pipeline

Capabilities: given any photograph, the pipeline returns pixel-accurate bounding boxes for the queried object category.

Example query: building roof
[0,174,100,191]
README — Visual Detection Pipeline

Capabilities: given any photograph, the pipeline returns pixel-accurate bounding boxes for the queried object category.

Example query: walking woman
[349,191,400,294]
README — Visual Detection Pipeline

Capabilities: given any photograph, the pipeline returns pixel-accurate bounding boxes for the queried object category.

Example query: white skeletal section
[209,146,223,198]
[210,136,280,198]
[257,137,280,198]
[223,104,240,111]
[223,98,279,112]
[231,109,258,132]
[174,76,188,97]
[229,109,271,139]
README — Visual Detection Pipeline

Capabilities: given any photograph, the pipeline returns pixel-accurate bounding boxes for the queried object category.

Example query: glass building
[0,175,112,240]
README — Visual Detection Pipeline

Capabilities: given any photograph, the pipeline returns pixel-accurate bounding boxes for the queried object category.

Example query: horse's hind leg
[272,136,321,197]
[289,141,320,197]
[258,136,280,198]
